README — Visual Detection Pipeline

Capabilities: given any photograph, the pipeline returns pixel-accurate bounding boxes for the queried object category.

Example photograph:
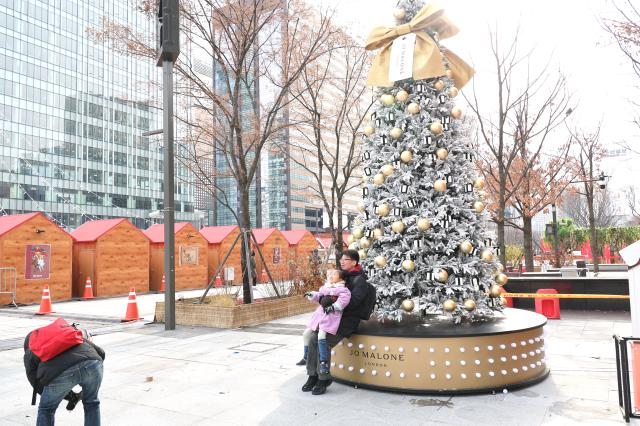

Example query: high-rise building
[0,0,198,230]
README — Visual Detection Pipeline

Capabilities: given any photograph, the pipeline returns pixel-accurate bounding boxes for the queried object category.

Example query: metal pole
[552,203,560,268]
[163,59,176,331]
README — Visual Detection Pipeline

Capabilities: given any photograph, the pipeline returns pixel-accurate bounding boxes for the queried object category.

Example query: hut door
[77,250,95,297]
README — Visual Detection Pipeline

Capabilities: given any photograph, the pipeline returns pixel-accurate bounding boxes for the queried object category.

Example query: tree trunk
[522,215,534,272]
[588,195,599,274]
[335,207,344,268]
[239,187,253,304]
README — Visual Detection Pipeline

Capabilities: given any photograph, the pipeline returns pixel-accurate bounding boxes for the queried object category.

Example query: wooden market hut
[0,212,73,304]
[71,218,150,298]
[252,228,290,280]
[200,225,243,285]
[143,222,208,291]
[281,230,320,262]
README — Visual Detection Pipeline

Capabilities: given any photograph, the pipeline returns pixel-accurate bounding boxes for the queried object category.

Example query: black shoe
[312,379,330,395]
[296,358,307,366]
[319,361,329,375]
[302,375,318,392]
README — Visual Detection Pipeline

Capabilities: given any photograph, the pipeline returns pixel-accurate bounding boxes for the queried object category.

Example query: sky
[320,0,639,144]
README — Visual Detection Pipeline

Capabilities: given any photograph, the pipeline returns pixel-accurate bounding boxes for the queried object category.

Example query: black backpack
[359,282,377,320]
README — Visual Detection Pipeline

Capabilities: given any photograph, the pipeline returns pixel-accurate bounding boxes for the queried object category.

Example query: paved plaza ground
[0,289,635,425]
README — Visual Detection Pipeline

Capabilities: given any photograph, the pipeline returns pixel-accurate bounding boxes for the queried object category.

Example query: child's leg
[301,328,314,360]
[317,330,329,362]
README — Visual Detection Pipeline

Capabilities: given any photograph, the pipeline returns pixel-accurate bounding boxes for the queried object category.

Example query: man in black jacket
[303,249,369,395]
[24,329,105,426]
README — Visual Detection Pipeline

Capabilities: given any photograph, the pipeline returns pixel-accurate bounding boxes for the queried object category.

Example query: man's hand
[319,296,333,308]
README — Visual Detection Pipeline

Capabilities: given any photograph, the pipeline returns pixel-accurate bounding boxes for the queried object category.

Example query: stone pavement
[0,291,635,425]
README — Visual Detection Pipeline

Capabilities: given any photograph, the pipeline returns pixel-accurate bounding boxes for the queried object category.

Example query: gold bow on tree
[365,3,474,88]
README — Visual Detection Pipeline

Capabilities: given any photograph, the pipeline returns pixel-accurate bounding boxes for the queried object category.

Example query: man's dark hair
[341,249,360,264]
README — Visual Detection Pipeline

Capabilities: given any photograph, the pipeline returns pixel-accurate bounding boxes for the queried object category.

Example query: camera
[65,391,82,411]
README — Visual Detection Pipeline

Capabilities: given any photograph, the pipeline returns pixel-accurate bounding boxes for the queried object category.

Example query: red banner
[25,244,50,280]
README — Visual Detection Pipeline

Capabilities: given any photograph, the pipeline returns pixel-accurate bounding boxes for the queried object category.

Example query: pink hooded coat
[307,284,351,335]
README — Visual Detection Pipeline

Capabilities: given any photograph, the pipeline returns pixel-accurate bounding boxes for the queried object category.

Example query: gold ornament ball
[373,228,384,240]
[497,263,505,273]
[400,150,413,163]
[496,273,509,286]
[450,106,463,119]
[434,80,445,91]
[481,249,494,263]
[443,299,457,312]
[430,121,444,135]
[489,284,502,298]
[381,164,395,176]
[459,240,473,254]
[473,177,486,189]
[464,299,477,311]
[449,87,459,98]
[373,173,385,185]
[401,259,415,272]
[348,242,358,250]
[377,203,390,217]
[401,298,415,312]
[357,201,365,212]
[359,237,371,249]
[390,127,403,140]
[374,255,387,268]
[445,69,454,79]
[436,148,449,160]
[346,234,354,244]
[417,217,431,231]
[478,190,488,199]
[391,220,406,234]
[393,7,406,19]
[407,102,421,114]
[358,249,367,260]
[380,94,395,106]
[363,125,375,136]
[437,269,449,283]
[473,201,485,213]
[395,90,409,103]
[434,179,447,192]
[352,228,364,239]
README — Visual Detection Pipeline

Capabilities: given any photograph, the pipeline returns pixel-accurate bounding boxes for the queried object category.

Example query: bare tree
[467,25,573,266]
[89,0,337,302]
[603,0,640,78]
[623,186,640,224]
[568,125,609,272]
[284,30,373,262]
[562,188,620,228]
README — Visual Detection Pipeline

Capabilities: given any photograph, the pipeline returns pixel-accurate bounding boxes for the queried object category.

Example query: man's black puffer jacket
[24,333,106,393]
[337,266,369,338]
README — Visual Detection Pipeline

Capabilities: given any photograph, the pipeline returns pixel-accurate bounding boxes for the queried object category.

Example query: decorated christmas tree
[351,0,508,323]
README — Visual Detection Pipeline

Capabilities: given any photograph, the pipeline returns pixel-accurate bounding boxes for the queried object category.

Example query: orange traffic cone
[215,274,222,288]
[83,277,94,299]
[122,287,141,322]
[160,275,165,292]
[35,285,53,315]
[260,269,268,283]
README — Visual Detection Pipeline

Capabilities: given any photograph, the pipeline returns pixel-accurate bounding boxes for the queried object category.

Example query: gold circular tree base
[330,308,548,394]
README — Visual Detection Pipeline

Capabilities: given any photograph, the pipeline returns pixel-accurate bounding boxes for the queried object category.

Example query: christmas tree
[351,0,508,323]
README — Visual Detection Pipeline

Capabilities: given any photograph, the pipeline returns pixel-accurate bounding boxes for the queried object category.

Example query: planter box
[155,295,315,328]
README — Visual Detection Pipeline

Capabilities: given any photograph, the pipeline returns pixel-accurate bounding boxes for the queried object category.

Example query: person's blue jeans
[37,359,103,426]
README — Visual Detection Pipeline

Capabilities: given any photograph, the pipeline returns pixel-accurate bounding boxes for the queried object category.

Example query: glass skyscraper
[0,0,197,230]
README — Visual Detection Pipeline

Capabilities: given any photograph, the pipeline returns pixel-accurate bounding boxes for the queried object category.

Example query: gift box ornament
[371,111,377,120]
[393,208,403,216]
[405,199,417,208]
[364,211,370,219]
[484,238,494,247]
[413,239,424,249]
[495,246,502,255]
[426,270,434,280]
[429,153,437,162]
[401,184,409,194]
[362,187,369,196]
[381,134,389,144]
[393,160,401,168]
[415,82,427,93]
[439,94,447,104]
[445,174,453,184]
[364,167,372,176]
[375,117,382,127]
[423,135,434,145]
[471,276,480,291]
[401,121,410,131]
[471,247,479,256]
[455,276,464,286]
[464,183,474,193]
[363,151,371,160]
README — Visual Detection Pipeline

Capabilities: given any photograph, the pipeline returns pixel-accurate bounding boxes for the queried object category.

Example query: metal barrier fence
[614,335,640,422]
[0,267,17,306]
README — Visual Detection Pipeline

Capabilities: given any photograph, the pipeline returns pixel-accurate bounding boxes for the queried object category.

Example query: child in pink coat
[297,269,351,374]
